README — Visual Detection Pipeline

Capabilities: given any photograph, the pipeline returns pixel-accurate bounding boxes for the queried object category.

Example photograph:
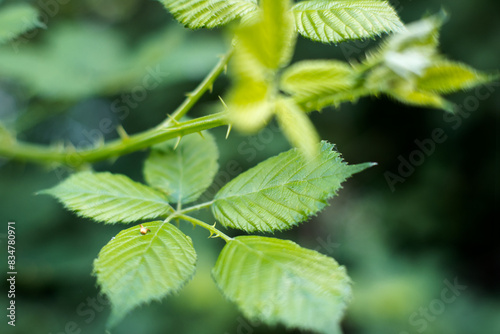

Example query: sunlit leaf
[292,0,404,43]
[300,87,372,112]
[0,4,41,44]
[94,221,197,327]
[213,236,351,334]
[280,60,355,100]
[236,0,295,70]
[388,84,453,111]
[275,98,320,157]
[226,75,274,133]
[384,12,444,52]
[159,0,258,29]
[40,172,173,223]
[144,132,219,204]
[417,60,491,94]
[212,141,374,232]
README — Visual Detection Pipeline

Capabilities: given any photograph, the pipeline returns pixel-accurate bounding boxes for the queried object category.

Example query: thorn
[208,222,218,238]
[96,135,105,148]
[225,124,232,139]
[167,114,180,125]
[107,156,119,165]
[224,63,228,75]
[209,84,213,93]
[174,136,182,150]
[197,131,205,139]
[54,140,65,152]
[116,125,129,141]
[65,141,76,152]
[218,96,228,110]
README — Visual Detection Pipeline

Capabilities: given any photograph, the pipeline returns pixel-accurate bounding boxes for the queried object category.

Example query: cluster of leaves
[6,0,495,333]
[42,133,373,333]
[161,0,493,159]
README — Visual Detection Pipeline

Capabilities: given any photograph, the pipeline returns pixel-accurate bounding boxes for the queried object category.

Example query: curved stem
[178,214,232,242]
[159,48,233,128]
[0,112,228,166]
[0,49,234,166]
[178,200,214,215]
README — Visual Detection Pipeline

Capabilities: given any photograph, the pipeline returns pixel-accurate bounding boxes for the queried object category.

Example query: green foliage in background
[0,0,497,333]
[0,3,41,44]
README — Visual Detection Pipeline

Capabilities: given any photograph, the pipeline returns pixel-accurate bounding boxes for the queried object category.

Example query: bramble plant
[0,0,495,333]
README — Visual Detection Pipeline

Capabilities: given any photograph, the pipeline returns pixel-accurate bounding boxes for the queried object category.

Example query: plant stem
[0,50,234,166]
[178,200,214,215]
[178,214,232,242]
[0,112,228,166]
[159,49,233,127]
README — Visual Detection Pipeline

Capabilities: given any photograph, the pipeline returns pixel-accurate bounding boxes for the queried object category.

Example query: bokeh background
[0,0,498,333]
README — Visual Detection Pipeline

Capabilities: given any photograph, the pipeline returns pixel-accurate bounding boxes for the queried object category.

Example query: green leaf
[212,236,351,334]
[144,132,219,204]
[0,4,41,44]
[280,60,355,100]
[387,83,453,111]
[236,0,296,70]
[159,0,258,29]
[292,0,404,44]
[212,141,374,232]
[40,172,173,224]
[384,12,445,52]
[226,75,274,133]
[94,221,197,327]
[275,98,320,158]
[417,60,491,94]
[300,87,372,112]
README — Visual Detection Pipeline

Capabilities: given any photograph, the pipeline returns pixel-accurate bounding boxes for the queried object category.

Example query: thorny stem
[0,113,228,166]
[0,49,234,166]
[159,49,233,127]
[178,214,232,242]
[178,200,214,215]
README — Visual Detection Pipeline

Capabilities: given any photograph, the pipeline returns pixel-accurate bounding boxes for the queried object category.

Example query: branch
[0,112,228,166]
[0,49,234,166]
[159,49,233,127]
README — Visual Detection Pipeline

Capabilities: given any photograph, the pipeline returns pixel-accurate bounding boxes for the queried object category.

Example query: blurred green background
[0,0,498,333]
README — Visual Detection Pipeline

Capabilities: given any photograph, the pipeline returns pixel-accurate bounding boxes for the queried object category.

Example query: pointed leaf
[0,4,41,44]
[275,98,320,158]
[40,172,173,223]
[387,84,453,111]
[236,0,296,70]
[280,60,355,100]
[159,0,258,29]
[385,13,444,52]
[212,141,374,232]
[94,221,197,327]
[212,236,351,334]
[417,60,491,94]
[292,0,404,43]
[144,132,219,204]
[227,76,274,133]
[300,87,372,112]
